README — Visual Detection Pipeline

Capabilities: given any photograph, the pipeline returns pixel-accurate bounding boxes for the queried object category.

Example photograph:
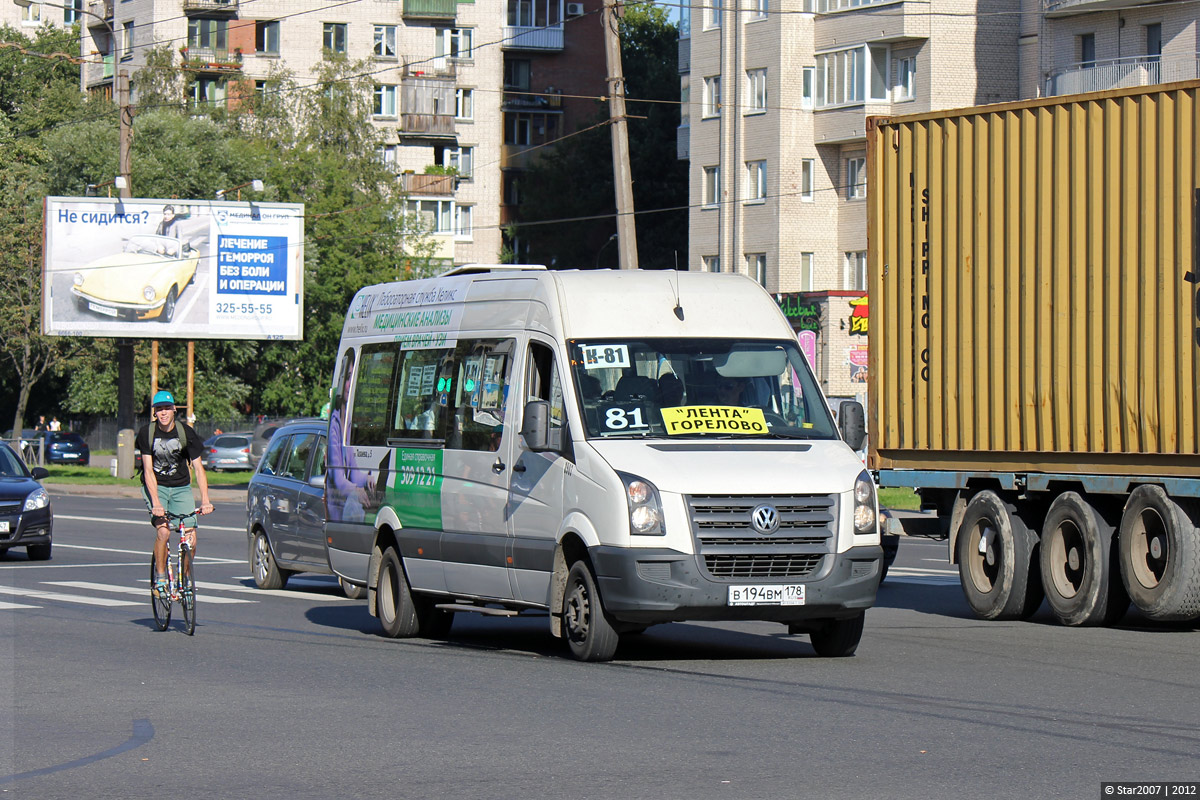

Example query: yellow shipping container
[868,81,1200,477]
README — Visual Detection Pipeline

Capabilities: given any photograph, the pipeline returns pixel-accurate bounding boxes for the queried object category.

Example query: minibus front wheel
[563,561,619,662]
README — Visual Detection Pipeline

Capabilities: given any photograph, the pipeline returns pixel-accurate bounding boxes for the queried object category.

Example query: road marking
[193,580,346,602]
[887,575,959,586]
[0,584,140,607]
[889,566,957,576]
[0,600,40,610]
[44,581,254,604]
[54,544,243,564]
[55,514,246,533]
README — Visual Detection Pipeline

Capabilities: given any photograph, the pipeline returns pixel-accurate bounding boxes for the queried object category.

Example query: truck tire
[1039,492,1128,626]
[956,491,1043,620]
[1118,486,1200,621]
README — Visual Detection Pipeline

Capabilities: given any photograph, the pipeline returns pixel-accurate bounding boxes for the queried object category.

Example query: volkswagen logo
[751,504,780,534]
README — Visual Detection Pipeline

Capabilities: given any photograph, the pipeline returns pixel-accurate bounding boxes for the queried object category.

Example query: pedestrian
[136,390,213,596]
[48,416,61,432]
[34,415,47,432]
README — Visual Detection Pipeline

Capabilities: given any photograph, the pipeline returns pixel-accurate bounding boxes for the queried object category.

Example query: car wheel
[339,576,367,600]
[26,543,51,561]
[160,287,178,323]
[251,531,287,589]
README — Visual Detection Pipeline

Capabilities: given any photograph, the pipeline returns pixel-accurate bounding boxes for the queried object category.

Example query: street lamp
[595,232,618,269]
[85,176,127,197]
[215,180,264,201]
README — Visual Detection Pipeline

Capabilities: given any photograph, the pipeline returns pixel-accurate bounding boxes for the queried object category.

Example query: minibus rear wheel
[563,561,619,662]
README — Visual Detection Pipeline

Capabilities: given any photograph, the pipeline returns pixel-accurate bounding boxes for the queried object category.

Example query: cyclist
[137,390,213,595]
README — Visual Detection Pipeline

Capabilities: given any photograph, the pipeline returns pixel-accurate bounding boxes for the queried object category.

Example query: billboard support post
[186,341,194,423]
[150,341,158,396]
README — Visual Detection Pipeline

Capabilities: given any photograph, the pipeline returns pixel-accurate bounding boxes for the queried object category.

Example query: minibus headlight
[853,470,877,534]
[618,472,665,536]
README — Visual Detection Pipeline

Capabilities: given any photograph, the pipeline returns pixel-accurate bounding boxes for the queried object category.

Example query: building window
[800,159,814,201]
[256,21,280,55]
[1079,33,1095,67]
[745,160,766,202]
[377,144,398,170]
[817,46,865,107]
[63,0,80,24]
[1145,23,1161,61]
[190,77,227,108]
[800,252,813,291]
[702,166,719,207]
[746,68,767,114]
[703,255,720,272]
[455,88,473,120]
[373,84,397,118]
[703,76,721,118]
[405,199,454,234]
[504,59,531,90]
[846,157,865,200]
[894,56,915,101]
[20,1,41,23]
[844,251,867,291]
[751,0,768,19]
[447,145,473,177]
[323,23,347,54]
[505,114,532,145]
[801,66,815,109]
[868,44,888,101]
[121,20,134,61]
[707,0,721,29]
[746,253,767,286]
[189,18,227,51]
[373,25,396,58]
[455,205,473,238]
[439,27,474,60]
[255,79,268,95]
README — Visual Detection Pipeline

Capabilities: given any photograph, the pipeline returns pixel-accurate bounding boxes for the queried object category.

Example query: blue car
[0,442,53,560]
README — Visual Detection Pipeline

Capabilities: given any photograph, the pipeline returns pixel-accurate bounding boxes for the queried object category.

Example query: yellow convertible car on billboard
[71,234,199,323]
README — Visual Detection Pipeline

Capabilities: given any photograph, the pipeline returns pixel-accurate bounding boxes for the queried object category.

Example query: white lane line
[887,576,960,586]
[0,562,148,569]
[44,581,254,604]
[54,544,243,564]
[0,584,140,607]
[55,515,246,533]
[889,566,957,576]
[0,600,40,610]
[193,581,346,602]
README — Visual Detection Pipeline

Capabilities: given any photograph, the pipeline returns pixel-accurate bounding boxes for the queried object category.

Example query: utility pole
[116,68,136,435]
[601,0,638,270]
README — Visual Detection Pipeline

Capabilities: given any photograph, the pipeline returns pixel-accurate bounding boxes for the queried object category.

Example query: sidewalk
[43,482,248,504]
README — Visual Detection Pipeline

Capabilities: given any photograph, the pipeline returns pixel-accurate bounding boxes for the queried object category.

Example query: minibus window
[447,338,514,452]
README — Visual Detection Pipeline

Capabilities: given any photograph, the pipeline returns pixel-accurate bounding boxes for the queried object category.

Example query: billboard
[42,197,305,340]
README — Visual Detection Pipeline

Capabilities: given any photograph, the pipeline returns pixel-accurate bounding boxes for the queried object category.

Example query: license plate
[89,302,119,317]
[728,584,806,606]
[0,521,9,533]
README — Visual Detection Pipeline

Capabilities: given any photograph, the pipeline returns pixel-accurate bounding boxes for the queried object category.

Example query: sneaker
[153,575,169,597]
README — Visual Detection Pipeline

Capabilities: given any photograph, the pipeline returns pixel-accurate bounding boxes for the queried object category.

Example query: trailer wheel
[1039,492,1128,626]
[956,491,1043,620]
[1118,486,1200,621]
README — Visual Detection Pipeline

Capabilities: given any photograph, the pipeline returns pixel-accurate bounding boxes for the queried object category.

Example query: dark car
[202,433,253,472]
[245,419,362,598]
[42,432,90,466]
[0,442,53,560]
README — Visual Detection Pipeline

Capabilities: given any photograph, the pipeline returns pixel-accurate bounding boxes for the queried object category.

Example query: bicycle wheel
[180,548,196,636]
[150,555,171,631]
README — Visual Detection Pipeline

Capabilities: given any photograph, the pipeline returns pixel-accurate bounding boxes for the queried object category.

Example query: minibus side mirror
[838,401,867,452]
[521,400,553,452]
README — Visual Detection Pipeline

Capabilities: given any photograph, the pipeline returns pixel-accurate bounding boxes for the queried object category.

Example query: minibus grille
[687,494,836,579]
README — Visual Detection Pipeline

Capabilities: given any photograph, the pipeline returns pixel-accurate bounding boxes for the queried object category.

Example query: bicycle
[150,509,198,635]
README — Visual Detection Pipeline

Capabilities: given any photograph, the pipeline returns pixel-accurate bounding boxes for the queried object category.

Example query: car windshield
[123,235,179,258]
[0,446,29,478]
[568,338,837,440]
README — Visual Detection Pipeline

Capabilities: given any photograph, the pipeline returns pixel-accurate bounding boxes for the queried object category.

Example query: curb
[43,482,247,505]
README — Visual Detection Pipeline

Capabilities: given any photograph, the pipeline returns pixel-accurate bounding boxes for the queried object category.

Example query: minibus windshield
[568,339,837,440]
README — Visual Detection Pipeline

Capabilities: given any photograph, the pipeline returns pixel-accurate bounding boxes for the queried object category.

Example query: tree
[515,2,687,270]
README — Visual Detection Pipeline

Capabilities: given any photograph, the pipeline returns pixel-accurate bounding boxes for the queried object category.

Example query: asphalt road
[2,492,1197,800]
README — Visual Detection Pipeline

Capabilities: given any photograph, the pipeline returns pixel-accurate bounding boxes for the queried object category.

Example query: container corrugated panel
[867,81,1200,477]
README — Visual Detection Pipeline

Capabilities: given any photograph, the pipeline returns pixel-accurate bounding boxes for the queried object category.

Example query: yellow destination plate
[661,406,768,435]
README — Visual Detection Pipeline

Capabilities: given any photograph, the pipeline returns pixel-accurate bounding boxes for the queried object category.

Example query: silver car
[202,433,253,472]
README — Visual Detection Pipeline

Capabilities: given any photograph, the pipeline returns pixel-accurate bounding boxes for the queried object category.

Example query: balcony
[813,102,893,145]
[402,56,456,79]
[400,173,456,196]
[403,0,457,20]
[86,0,112,21]
[813,0,927,48]
[182,0,238,14]
[678,36,689,74]
[676,123,689,160]
[399,74,457,140]
[1046,54,1200,97]
[86,53,114,87]
[502,25,564,51]
[180,46,244,72]
[1044,0,1160,17]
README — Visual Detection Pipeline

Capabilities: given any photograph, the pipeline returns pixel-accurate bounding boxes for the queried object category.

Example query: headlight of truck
[618,472,665,536]
[24,488,49,512]
[853,470,876,534]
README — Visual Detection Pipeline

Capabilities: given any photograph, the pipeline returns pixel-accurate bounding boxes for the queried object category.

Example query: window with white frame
[747,253,767,286]
[746,68,767,114]
[845,157,865,200]
[868,44,888,101]
[707,0,722,29]
[405,199,454,234]
[454,205,473,238]
[801,66,815,109]
[894,55,915,101]
[800,252,813,291]
[373,84,397,118]
[373,25,396,58]
[256,21,280,55]
[438,27,474,60]
[190,77,226,108]
[844,251,867,291]
[752,0,768,19]
[121,20,134,60]
[817,46,864,107]
[801,159,814,201]
[703,256,720,273]
[702,166,720,207]
[20,2,41,23]
[818,0,892,10]
[746,160,766,202]
[377,145,398,170]
[703,76,721,118]
[63,0,79,24]
[455,88,474,120]
[447,145,473,178]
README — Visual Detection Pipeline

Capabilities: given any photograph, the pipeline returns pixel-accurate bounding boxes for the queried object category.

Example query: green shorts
[142,484,197,528]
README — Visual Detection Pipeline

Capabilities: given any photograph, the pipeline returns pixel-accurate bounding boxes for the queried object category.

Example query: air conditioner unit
[566,2,584,16]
